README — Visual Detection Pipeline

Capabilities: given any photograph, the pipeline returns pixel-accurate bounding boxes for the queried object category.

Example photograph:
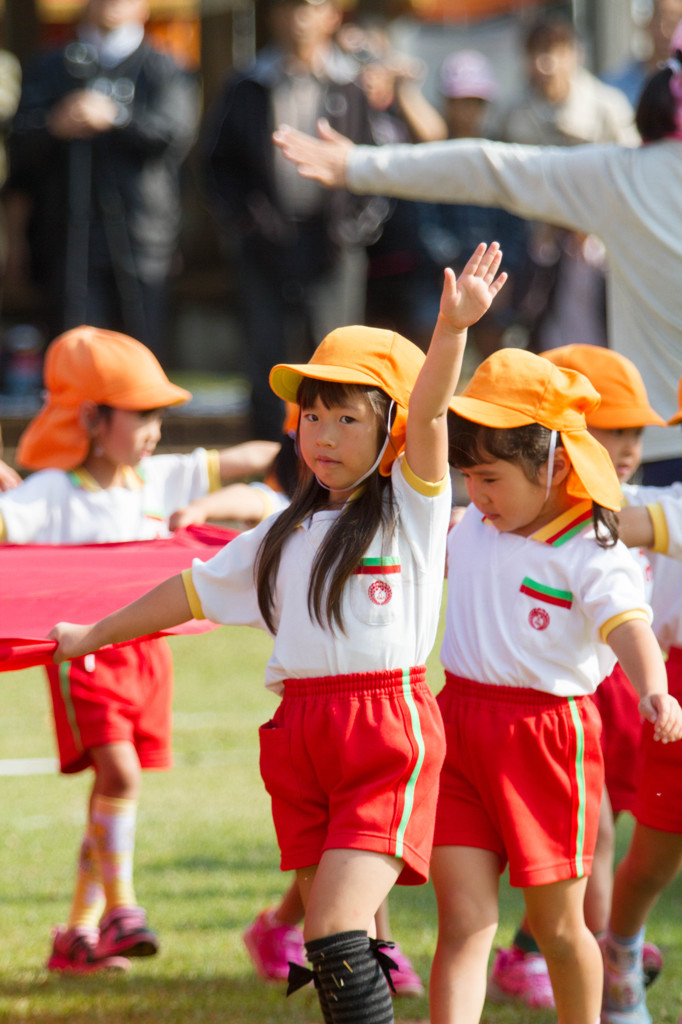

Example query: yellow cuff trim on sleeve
[257,490,275,522]
[182,568,205,620]
[402,457,449,497]
[206,450,221,493]
[647,502,669,554]
[600,609,650,643]
[0,511,6,544]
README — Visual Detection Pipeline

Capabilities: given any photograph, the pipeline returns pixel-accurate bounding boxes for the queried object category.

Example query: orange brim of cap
[449,394,535,429]
[271,362,390,405]
[669,409,682,426]
[587,403,666,429]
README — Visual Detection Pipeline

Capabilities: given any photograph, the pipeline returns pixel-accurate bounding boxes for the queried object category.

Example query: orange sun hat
[17,326,192,471]
[269,325,426,475]
[542,345,666,429]
[449,347,622,510]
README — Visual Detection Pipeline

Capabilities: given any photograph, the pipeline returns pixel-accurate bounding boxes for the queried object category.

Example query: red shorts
[592,663,642,815]
[634,647,682,833]
[258,666,446,885]
[46,638,173,774]
[434,673,604,887]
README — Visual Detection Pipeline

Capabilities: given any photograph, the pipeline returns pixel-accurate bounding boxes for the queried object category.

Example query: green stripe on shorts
[394,668,425,860]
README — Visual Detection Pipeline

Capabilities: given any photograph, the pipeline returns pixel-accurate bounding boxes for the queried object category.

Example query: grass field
[2,617,682,1024]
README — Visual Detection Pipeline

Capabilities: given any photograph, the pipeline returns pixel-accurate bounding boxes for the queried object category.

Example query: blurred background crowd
[0,0,679,443]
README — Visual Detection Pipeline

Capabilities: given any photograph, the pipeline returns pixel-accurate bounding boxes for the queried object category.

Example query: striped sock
[90,794,138,912]
[67,826,105,930]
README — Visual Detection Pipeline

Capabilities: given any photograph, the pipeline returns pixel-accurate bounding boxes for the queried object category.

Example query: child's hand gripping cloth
[0,524,237,671]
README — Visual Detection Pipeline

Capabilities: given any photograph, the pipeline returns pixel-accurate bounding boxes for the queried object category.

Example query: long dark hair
[447,414,618,547]
[256,379,396,634]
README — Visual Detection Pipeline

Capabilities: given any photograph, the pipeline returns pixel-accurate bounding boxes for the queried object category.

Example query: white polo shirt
[0,449,220,544]
[442,500,650,697]
[183,456,451,695]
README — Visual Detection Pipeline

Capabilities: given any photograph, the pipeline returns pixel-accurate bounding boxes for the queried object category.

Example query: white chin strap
[544,429,558,501]
[315,400,396,496]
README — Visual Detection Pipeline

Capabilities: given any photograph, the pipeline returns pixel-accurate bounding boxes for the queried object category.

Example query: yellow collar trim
[530,499,593,546]
[71,466,143,492]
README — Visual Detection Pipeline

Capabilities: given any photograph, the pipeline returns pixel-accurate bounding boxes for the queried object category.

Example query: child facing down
[432,349,682,1024]
[49,243,506,1023]
[485,345,668,1012]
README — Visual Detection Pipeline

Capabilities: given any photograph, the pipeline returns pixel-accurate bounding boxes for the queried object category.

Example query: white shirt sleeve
[623,481,682,561]
[347,138,629,237]
[187,516,273,631]
[576,539,652,644]
[0,470,67,543]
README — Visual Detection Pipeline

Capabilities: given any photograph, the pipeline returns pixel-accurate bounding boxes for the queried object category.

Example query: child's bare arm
[217,441,281,484]
[49,574,192,663]
[617,506,655,549]
[608,618,682,742]
[406,243,507,483]
[169,483,269,530]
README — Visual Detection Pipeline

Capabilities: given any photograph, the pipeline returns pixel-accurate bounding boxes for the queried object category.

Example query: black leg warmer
[303,930,396,1024]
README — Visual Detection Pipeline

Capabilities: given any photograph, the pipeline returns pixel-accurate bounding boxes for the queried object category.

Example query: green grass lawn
[1,618,682,1023]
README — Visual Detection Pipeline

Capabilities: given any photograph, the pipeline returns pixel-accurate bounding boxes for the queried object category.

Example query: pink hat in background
[671,18,682,54]
[439,49,498,101]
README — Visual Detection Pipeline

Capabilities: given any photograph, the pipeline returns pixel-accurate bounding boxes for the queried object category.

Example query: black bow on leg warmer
[303,929,396,1024]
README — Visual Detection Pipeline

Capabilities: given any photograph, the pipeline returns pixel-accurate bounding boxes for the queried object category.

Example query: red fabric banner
[0,524,237,672]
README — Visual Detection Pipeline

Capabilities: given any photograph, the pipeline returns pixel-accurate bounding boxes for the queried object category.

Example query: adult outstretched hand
[273,118,354,189]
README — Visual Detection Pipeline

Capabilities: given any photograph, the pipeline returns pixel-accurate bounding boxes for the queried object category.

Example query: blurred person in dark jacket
[205,0,381,440]
[8,0,199,360]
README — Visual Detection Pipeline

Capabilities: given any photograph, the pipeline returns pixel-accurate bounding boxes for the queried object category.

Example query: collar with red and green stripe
[530,500,593,547]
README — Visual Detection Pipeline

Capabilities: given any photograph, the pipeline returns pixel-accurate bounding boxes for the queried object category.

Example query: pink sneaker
[487,946,555,1010]
[642,941,663,987]
[47,925,131,974]
[243,909,305,982]
[97,906,159,959]
[387,941,424,997]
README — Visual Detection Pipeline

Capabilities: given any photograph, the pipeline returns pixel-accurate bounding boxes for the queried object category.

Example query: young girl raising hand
[432,349,682,1024]
[50,243,505,1024]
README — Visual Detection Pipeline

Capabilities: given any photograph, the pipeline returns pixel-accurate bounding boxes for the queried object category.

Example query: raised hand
[439,242,507,331]
[272,119,353,188]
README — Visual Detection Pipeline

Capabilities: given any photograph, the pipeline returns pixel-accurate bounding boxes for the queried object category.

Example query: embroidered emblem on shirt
[529,607,550,630]
[368,580,392,605]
